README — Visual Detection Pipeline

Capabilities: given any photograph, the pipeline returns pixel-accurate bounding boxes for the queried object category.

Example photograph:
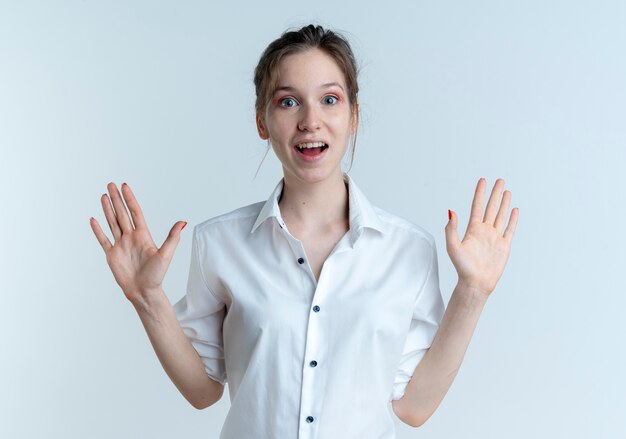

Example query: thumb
[159,221,188,260]
[444,210,460,255]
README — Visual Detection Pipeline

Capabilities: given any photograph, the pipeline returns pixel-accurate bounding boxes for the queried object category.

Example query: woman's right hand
[90,182,187,306]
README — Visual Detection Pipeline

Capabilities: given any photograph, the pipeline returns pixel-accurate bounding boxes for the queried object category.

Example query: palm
[106,228,165,297]
[445,178,519,299]
[90,182,186,304]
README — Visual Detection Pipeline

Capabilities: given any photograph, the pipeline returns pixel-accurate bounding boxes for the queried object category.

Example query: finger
[121,183,149,230]
[159,221,188,262]
[445,209,461,253]
[494,190,511,234]
[107,182,134,234]
[468,178,486,229]
[89,217,113,252]
[503,207,519,241]
[483,178,505,225]
[101,192,122,242]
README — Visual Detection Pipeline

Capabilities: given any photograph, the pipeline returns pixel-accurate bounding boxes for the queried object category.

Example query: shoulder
[194,201,265,236]
[373,205,436,250]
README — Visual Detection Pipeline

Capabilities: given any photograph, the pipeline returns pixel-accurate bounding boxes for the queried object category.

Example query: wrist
[454,280,490,306]
[130,287,167,314]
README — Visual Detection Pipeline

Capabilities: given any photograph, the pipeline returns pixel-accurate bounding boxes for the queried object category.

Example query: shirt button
[306,416,314,423]
[297,257,305,264]
[313,305,320,312]
[310,360,317,367]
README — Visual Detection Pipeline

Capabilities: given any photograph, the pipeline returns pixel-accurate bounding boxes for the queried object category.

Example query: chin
[285,166,342,185]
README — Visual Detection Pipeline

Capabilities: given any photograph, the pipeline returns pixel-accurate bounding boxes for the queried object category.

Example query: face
[256,48,358,186]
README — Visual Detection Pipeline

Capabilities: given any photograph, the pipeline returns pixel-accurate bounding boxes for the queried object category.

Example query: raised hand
[445,178,519,301]
[90,182,187,306]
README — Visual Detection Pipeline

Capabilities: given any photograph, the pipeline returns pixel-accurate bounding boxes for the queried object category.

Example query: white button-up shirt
[173,172,445,439]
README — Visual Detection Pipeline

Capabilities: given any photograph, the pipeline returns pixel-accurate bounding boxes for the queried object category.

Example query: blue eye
[280,98,297,108]
[324,95,338,105]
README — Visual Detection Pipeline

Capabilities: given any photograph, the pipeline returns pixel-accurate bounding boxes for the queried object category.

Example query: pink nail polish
[181,221,188,231]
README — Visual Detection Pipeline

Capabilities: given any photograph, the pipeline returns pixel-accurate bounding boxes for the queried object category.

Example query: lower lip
[294,146,328,162]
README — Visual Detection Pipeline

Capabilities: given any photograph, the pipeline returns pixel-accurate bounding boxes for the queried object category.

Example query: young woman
[90,24,519,438]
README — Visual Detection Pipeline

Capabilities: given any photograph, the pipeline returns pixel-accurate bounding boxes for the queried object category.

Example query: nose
[298,103,321,131]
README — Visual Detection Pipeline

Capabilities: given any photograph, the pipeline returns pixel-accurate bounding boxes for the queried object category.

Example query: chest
[216,224,435,356]
[223,234,420,352]
[293,227,349,283]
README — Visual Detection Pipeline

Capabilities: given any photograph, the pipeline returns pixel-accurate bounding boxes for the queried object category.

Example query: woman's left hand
[445,178,519,301]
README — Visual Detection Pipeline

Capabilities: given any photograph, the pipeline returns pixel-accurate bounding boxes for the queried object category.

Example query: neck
[279,171,349,232]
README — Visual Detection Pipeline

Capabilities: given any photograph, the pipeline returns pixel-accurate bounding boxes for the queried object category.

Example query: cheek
[330,113,354,134]
[267,114,295,135]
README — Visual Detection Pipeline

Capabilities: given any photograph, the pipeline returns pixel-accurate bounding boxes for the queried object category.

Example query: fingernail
[448,209,452,220]
[122,182,127,187]
[181,221,188,231]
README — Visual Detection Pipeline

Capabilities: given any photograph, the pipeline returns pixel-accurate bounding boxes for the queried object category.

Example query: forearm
[131,289,224,409]
[395,281,487,426]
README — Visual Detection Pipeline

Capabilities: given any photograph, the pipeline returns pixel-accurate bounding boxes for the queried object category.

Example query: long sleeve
[172,225,227,385]
[390,240,446,401]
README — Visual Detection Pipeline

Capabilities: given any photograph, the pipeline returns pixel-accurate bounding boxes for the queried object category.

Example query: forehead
[274,48,347,90]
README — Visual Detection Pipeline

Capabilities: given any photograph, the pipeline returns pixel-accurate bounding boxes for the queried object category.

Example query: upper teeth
[296,142,326,149]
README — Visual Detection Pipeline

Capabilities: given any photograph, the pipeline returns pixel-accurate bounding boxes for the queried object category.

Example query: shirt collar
[250,172,386,244]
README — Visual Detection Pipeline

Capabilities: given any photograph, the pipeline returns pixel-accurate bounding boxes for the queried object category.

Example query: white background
[1,1,625,437]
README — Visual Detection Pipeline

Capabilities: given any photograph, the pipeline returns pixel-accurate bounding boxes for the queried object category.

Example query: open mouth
[294,141,329,158]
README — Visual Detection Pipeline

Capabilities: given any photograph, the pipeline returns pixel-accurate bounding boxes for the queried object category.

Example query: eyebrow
[274,82,345,93]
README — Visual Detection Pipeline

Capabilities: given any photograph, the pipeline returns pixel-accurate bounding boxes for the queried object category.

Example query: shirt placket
[278,217,344,438]
[298,248,334,439]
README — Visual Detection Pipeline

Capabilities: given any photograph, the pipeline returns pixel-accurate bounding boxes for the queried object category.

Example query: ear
[350,102,359,134]
[256,111,269,140]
